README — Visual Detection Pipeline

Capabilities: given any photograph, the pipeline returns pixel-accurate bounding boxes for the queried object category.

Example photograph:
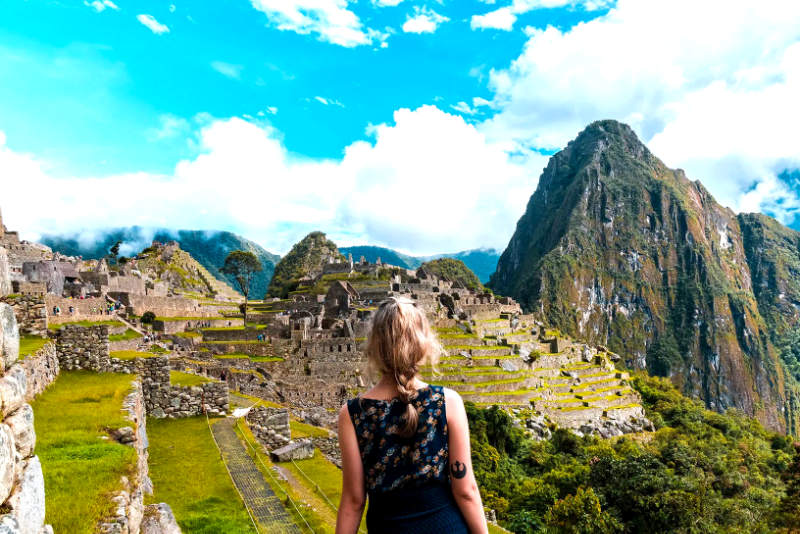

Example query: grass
[290,420,331,439]
[110,350,159,360]
[108,328,142,342]
[48,320,125,331]
[170,371,214,387]
[19,335,50,359]
[147,417,256,533]
[229,392,282,409]
[32,371,137,534]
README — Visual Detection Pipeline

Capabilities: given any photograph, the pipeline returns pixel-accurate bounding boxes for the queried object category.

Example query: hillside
[267,231,345,298]
[339,245,500,282]
[40,227,280,299]
[419,257,483,290]
[489,119,799,434]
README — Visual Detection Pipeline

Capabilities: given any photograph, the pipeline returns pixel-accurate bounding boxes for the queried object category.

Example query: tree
[220,250,262,325]
[141,311,156,325]
[108,240,122,266]
[775,442,800,532]
[544,487,621,534]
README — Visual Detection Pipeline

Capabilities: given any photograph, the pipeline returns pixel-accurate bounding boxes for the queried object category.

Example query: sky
[1,0,799,256]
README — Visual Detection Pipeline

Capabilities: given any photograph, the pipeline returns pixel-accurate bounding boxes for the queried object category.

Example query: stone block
[0,248,10,298]
[141,503,181,534]
[0,516,19,534]
[270,439,314,462]
[6,457,45,534]
[0,425,16,504]
[4,405,35,458]
[0,305,19,371]
[0,368,27,419]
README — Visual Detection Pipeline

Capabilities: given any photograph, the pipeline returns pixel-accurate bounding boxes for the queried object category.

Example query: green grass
[155,316,222,322]
[229,392,282,409]
[147,417,256,533]
[32,371,137,534]
[170,371,214,387]
[110,350,158,360]
[108,328,142,342]
[19,335,50,359]
[290,420,331,439]
[48,320,125,331]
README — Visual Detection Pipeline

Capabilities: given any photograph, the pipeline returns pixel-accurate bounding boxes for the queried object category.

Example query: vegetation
[170,370,214,387]
[32,372,137,533]
[420,257,483,290]
[220,250,263,325]
[108,328,142,342]
[267,231,343,298]
[141,311,156,324]
[19,335,50,359]
[147,417,255,533]
[468,372,797,533]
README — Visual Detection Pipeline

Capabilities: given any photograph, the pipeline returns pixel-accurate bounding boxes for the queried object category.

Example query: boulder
[0,368,28,418]
[500,360,518,372]
[0,248,10,297]
[141,503,181,534]
[110,427,135,445]
[6,456,45,534]
[4,405,35,458]
[0,305,19,371]
[0,516,19,534]
[0,422,15,503]
[270,439,314,462]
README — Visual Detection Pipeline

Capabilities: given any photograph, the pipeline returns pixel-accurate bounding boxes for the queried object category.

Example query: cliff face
[490,120,798,433]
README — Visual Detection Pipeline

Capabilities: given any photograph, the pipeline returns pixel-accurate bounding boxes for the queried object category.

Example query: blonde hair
[366,297,442,438]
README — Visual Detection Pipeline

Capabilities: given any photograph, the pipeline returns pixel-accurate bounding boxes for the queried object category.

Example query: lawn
[147,417,255,533]
[19,335,50,359]
[108,328,142,342]
[32,371,138,534]
[170,370,214,387]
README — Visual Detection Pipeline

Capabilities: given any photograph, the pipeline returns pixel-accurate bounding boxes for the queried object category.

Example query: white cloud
[480,0,800,218]
[146,114,190,141]
[210,61,243,79]
[471,0,611,31]
[249,0,386,48]
[84,0,119,12]
[402,6,449,34]
[313,96,345,107]
[0,106,541,255]
[137,14,170,34]
[451,101,477,115]
[169,4,176,13]
[373,0,405,6]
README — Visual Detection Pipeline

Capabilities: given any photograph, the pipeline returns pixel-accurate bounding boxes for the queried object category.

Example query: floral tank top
[347,385,449,494]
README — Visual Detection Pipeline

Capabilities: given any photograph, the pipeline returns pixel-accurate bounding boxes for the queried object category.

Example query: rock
[6,456,45,534]
[38,526,53,534]
[4,406,35,458]
[0,516,19,534]
[526,415,552,441]
[110,427,135,445]
[0,367,27,418]
[608,352,621,362]
[581,346,594,362]
[270,439,315,462]
[459,351,471,359]
[500,360,518,372]
[150,407,165,419]
[141,503,181,534]
[0,305,19,371]
[0,248,10,297]
[0,424,15,503]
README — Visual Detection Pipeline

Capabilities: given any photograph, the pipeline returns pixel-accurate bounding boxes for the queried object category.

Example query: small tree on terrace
[220,250,262,325]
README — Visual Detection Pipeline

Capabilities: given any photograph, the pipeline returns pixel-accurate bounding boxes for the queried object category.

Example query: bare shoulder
[443,387,464,405]
[338,402,353,429]
[443,388,466,420]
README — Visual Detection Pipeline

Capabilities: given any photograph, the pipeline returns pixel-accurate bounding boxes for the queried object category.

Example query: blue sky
[1,0,800,255]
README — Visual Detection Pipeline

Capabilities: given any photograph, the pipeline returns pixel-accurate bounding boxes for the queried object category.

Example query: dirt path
[211,417,301,534]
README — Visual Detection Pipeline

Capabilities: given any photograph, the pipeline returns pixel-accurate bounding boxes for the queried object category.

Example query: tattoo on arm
[450,460,467,479]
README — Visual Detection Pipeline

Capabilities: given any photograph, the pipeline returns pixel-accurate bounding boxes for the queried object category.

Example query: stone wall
[98,380,151,534]
[245,407,290,450]
[141,358,228,418]
[20,343,59,401]
[0,247,10,297]
[0,295,47,337]
[46,296,109,324]
[154,317,242,335]
[113,294,209,318]
[55,325,110,371]
[0,302,51,534]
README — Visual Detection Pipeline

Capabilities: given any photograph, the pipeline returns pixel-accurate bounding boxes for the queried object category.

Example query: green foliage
[147,417,256,533]
[468,373,794,533]
[32,372,137,534]
[267,231,343,298]
[420,257,483,291]
[108,328,142,342]
[141,311,156,324]
[220,250,262,322]
[646,332,681,377]
[774,442,800,531]
[170,370,214,387]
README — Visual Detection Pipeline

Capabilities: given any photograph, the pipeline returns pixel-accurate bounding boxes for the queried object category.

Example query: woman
[336,297,489,534]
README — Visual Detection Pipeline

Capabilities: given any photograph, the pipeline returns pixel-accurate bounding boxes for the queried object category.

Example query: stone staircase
[423,317,645,430]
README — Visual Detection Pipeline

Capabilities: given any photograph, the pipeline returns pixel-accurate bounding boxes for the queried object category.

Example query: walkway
[211,417,302,534]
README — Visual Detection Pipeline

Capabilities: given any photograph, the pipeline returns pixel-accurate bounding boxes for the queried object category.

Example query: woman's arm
[336,403,366,534]
[445,388,489,534]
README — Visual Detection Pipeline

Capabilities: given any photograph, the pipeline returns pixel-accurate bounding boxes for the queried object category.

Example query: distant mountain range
[339,246,500,283]
[40,228,280,300]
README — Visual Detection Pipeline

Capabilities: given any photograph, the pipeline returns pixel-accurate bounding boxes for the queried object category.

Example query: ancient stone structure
[270,439,314,462]
[245,407,291,449]
[55,325,111,371]
[0,247,11,297]
[20,343,58,401]
[0,301,51,533]
[0,295,47,337]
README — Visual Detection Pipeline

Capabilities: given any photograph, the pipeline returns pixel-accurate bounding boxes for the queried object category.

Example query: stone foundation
[0,296,46,337]
[245,407,291,449]
[20,343,58,401]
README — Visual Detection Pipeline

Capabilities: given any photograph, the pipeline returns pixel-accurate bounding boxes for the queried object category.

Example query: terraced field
[424,317,644,428]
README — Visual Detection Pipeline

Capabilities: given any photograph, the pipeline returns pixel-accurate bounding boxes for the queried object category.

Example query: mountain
[267,231,344,298]
[339,246,500,283]
[40,227,280,299]
[489,119,799,433]
[419,258,483,291]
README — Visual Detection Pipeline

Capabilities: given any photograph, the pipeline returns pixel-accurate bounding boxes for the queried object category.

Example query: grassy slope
[146,416,255,533]
[170,370,214,387]
[32,371,137,534]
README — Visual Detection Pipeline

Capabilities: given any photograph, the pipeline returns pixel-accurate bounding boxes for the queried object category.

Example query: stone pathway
[211,417,302,534]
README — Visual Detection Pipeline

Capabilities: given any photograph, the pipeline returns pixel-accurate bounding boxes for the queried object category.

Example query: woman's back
[347,384,448,494]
